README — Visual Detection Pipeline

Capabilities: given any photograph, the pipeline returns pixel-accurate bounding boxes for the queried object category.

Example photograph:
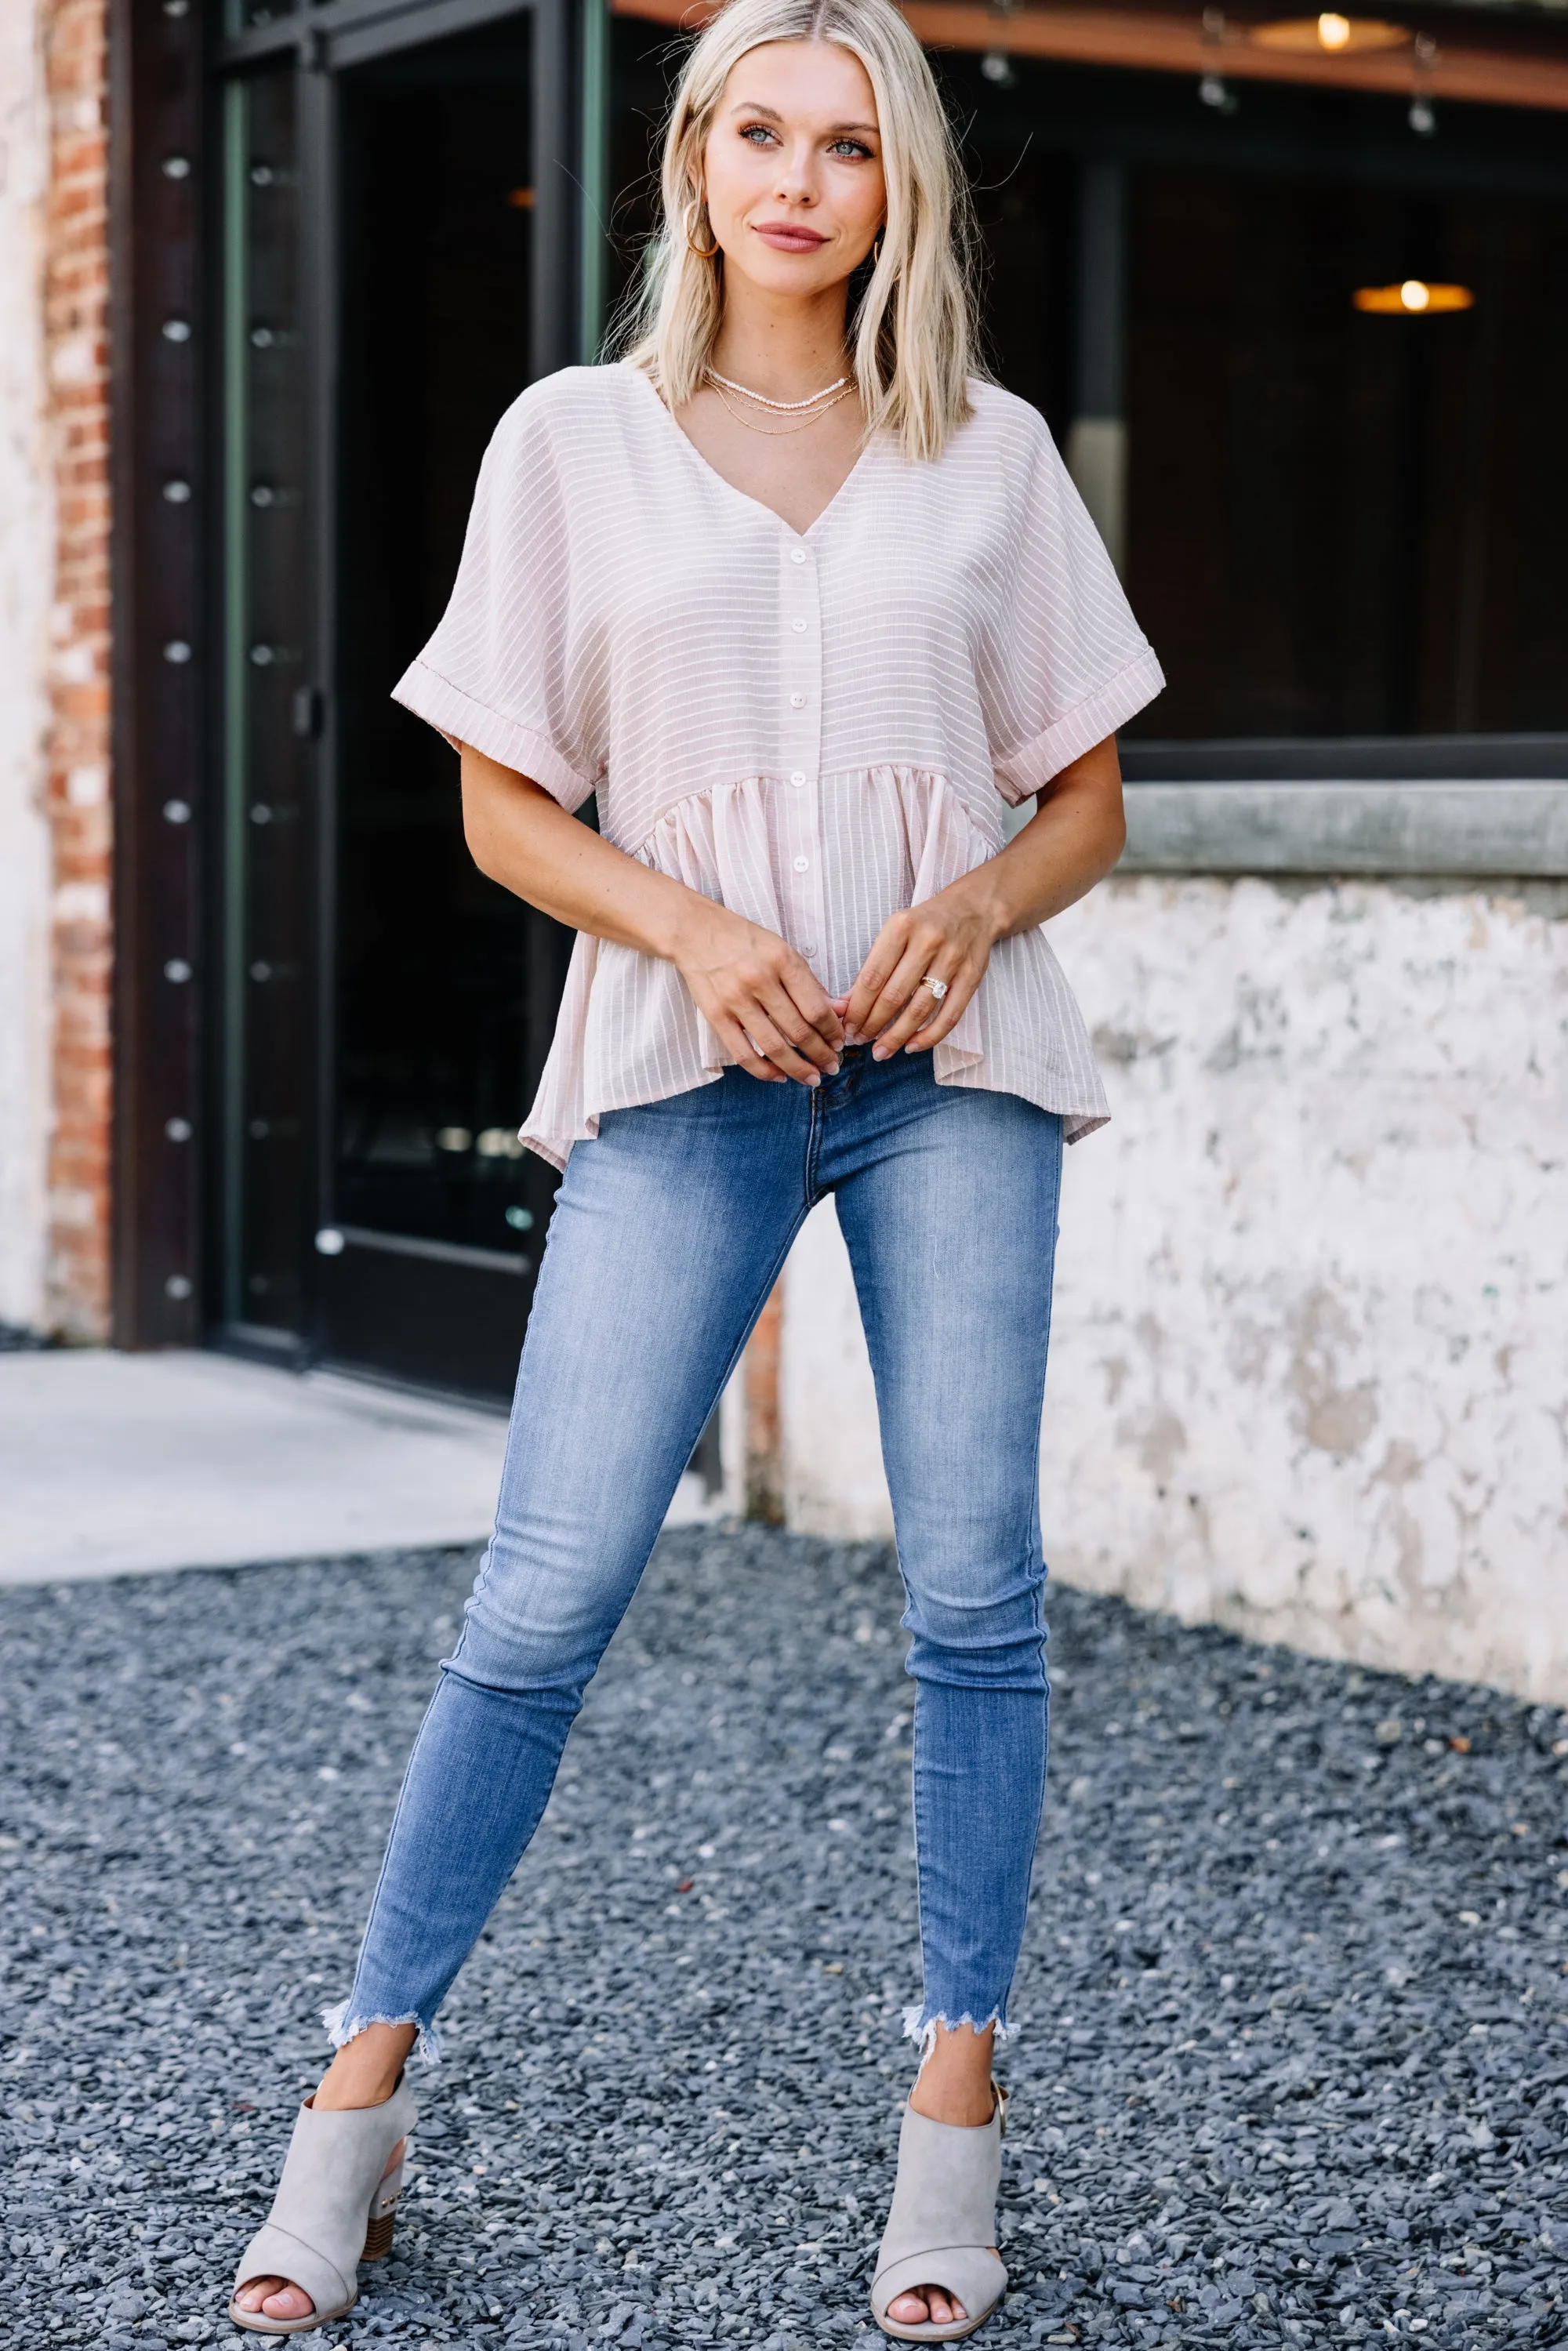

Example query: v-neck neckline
[628,362,875,542]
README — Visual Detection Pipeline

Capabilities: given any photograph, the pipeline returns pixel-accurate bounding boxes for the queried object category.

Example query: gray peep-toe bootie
[870,2083,1008,2342]
[229,2078,416,2335]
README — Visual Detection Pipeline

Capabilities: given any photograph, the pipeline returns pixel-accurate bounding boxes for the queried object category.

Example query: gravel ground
[2,1526,1566,2351]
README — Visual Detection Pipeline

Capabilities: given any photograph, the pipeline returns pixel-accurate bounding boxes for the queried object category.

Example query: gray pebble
[1,1527,1565,2346]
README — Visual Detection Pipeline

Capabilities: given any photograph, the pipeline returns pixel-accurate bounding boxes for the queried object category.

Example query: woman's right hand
[673,900,844,1085]
[458,748,841,1083]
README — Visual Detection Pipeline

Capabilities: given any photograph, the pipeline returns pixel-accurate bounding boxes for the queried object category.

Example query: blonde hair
[619,0,982,462]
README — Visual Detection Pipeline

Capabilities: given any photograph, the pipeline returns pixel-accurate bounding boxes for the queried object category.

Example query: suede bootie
[229,2079,416,2335]
[870,2084,1007,2342]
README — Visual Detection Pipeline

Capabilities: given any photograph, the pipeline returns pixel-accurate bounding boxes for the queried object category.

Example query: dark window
[933,56,1568,749]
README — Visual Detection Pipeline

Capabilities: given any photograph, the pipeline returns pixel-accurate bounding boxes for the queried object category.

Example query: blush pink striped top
[392,361,1163,1169]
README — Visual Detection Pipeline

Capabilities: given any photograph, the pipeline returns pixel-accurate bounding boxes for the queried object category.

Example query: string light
[1250,14,1409,53]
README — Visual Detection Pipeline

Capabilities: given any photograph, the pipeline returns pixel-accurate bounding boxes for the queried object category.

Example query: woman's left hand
[837,738,1127,1058]
[837,879,1003,1060]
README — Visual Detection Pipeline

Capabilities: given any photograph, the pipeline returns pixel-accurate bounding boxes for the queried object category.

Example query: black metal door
[214,0,581,1402]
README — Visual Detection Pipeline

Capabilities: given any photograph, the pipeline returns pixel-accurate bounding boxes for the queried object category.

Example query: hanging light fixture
[1352,279,1475,314]
[1250,14,1410,53]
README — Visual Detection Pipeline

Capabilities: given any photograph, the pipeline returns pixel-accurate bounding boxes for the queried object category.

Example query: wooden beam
[744,1280,785,1526]
[611,0,1568,114]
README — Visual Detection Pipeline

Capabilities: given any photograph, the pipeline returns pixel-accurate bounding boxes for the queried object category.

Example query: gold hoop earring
[684,198,720,261]
[872,233,883,267]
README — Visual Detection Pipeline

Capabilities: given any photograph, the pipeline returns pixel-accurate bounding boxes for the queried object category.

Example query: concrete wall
[0,0,54,1333]
[777,869,1568,1705]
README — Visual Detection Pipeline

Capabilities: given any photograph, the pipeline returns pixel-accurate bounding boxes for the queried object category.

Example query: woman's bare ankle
[312,2019,419,2112]
[908,2019,996,2127]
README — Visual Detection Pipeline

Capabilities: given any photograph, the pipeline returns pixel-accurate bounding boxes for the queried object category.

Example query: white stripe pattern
[393,362,1164,1167]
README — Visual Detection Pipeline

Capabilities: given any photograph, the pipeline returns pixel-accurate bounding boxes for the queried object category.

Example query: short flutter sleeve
[391,387,600,813]
[982,414,1165,805]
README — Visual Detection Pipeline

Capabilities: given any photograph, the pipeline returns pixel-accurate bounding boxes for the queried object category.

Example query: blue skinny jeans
[332,1046,1062,2060]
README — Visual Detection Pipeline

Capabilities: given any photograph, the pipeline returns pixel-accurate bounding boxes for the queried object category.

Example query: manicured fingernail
[805,1073,820,1087]
[827,1058,840,1075]
[872,1044,889,1060]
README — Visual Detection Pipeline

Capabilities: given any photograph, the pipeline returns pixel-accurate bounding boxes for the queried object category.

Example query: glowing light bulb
[1254,13,1407,54]
[1353,280,1474,314]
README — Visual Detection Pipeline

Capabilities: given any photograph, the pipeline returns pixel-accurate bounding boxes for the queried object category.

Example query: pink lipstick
[753,220,829,252]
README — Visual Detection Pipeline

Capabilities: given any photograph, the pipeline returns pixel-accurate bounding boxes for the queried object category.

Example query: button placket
[778,534,826,975]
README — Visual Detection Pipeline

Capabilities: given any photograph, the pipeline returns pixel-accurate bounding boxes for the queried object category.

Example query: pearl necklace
[706,366,851,412]
[705,378,855,437]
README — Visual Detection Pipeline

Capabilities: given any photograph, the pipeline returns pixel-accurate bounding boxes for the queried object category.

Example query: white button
[801,942,817,956]
[790,771,807,786]
[791,619,808,633]
[789,691,806,708]
[789,548,807,564]
[793,855,810,873]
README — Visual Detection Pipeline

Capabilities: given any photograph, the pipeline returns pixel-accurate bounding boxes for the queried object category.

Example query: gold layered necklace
[703,365,855,437]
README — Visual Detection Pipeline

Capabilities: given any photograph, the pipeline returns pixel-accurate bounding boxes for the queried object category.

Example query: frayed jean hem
[321,1995,443,2068]
[902,2002,1018,2071]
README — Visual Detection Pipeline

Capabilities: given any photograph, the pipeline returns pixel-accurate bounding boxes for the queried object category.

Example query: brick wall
[43,0,112,1339]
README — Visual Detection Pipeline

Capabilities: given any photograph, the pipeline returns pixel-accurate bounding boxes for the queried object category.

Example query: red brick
[42,0,113,1341]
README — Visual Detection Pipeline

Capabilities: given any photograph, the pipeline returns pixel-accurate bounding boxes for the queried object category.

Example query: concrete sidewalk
[0,1348,720,1585]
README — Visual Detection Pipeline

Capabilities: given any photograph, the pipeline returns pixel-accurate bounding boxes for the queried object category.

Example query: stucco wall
[778,873,1568,1704]
[0,0,53,1333]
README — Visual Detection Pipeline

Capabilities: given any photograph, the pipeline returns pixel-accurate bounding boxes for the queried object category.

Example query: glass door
[216,1,577,1402]
[323,10,573,1398]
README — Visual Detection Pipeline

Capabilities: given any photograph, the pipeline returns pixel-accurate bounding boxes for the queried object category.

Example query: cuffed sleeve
[983,415,1165,805]
[390,386,602,811]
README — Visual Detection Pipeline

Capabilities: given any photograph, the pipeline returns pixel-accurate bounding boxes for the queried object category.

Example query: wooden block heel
[361,2146,408,2263]
[361,2211,396,2261]
[361,2150,407,2261]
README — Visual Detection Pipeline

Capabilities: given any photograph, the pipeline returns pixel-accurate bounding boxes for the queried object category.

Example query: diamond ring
[919,974,949,1002]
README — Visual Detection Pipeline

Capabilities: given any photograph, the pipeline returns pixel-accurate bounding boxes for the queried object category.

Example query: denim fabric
[334,1047,1062,2059]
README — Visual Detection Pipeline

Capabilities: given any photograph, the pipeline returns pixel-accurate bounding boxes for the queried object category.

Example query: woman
[230,0,1162,2336]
